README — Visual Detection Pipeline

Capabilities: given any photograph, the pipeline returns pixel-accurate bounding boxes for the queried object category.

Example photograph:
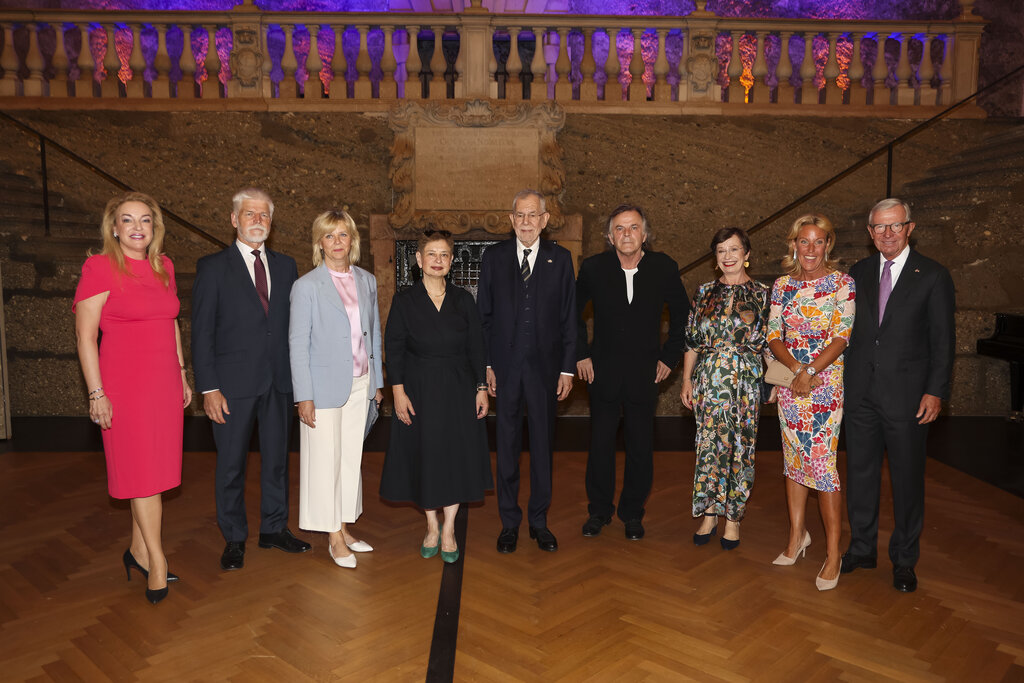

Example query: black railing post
[886,143,893,197]
[39,135,51,237]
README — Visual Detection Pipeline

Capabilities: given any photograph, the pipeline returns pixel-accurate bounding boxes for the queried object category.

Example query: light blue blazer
[289,263,383,408]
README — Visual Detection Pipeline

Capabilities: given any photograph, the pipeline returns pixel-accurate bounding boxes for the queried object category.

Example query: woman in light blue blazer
[289,209,383,569]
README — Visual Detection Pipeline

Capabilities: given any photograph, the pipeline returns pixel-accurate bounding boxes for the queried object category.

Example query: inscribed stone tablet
[414,127,540,211]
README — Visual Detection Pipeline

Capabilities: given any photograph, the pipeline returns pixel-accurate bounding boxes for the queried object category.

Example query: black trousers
[844,388,929,569]
[494,362,557,529]
[212,388,293,543]
[586,386,656,522]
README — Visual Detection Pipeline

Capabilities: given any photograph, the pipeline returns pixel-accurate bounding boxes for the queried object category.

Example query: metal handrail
[0,110,228,249]
[678,62,1024,276]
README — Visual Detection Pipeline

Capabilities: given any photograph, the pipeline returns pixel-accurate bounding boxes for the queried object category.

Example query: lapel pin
[546,258,553,263]
[914,269,920,273]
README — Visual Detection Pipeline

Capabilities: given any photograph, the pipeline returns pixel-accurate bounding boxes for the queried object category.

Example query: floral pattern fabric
[686,279,770,521]
[767,272,855,492]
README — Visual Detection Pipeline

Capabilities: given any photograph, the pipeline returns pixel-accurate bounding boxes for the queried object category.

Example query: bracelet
[89,394,106,401]
[88,387,103,396]
[476,383,488,391]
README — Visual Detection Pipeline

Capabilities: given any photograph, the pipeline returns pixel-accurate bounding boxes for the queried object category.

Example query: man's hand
[556,374,573,401]
[203,390,230,424]
[916,393,942,424]
[654,360,672,383]
[576,358,594,384]
[486,367,497,397]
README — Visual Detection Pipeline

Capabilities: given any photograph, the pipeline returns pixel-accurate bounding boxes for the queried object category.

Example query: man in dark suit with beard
[191,188,310,570]
[478,189,577,554]
[575,204,689,541]
[841,197,955,593]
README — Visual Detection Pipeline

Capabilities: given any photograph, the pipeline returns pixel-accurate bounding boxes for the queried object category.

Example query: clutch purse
[764,359,796,388]
[364,397,379,440]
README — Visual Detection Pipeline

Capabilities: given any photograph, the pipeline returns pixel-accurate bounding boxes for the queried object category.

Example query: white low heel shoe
[329,544,357,569]
[346,540,374,553]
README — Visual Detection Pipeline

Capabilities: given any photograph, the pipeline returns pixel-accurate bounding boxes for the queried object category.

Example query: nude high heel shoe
[772,531,811,566]
[816,561,840,591]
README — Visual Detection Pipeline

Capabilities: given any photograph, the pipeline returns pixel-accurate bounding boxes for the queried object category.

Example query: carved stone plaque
[414,127,539,211]
[388,99,567,232]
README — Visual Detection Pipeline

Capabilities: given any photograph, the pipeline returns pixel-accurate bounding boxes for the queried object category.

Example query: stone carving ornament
[388,99,567,233]
[230,28,263,89]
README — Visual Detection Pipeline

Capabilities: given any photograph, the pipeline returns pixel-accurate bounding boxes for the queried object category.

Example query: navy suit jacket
[191,243,298,399]
[477,237,577,386]
[845,248,955,419]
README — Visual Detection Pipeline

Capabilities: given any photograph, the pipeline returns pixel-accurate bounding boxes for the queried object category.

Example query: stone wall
[1,110,1019,418]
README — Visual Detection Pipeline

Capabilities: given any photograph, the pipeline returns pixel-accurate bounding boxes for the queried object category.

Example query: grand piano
[977,313,1024,417]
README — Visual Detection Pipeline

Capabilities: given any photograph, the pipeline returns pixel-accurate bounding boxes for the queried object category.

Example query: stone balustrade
[0,0,985,116]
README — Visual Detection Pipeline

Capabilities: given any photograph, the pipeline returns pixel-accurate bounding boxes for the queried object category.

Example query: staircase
[0,164,206,416]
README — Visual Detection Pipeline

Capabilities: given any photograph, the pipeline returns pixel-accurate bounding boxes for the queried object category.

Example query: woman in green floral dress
[680,228,770,550]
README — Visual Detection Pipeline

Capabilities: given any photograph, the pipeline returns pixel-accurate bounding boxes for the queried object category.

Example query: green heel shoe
[441,547,460,564]
[421,542,439,559]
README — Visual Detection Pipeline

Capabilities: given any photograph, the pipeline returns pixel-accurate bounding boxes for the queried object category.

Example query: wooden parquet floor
[1,444,1023,682]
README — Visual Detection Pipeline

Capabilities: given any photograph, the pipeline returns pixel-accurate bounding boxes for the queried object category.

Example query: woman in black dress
[379,230,492,563]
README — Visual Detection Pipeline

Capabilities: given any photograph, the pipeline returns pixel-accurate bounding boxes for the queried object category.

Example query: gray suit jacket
[289,263,383,408]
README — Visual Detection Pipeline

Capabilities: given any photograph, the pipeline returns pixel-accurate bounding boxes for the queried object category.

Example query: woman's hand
[182,373,193,408]
[393,388,415,426]
[475,390,488,419]
[374,389,384,407]
[766,385,779,404]
[790,368,814,397]
[90,394,113,430]
[297,400,316,428]
[680,377,694,409]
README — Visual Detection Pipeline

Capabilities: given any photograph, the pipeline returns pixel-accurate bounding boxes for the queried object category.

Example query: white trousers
[298,374,368,532]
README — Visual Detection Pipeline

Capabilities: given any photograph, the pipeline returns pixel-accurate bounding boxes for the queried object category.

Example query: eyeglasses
[513,212,545,223]
[423,229,452,238]
[869,222,909,234]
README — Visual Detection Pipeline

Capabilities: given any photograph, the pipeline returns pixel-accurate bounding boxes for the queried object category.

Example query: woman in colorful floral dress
[681,228,770,551]
[767,214,855,591]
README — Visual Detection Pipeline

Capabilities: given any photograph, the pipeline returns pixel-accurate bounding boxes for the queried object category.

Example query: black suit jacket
[845,249,955,418]
[575,250,689,398]
[477,237,577,385]
[191,243,298,399]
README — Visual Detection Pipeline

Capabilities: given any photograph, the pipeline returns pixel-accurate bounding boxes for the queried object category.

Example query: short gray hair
[868,198,912,224]
[232,187,275,219]
[511,189,546,214]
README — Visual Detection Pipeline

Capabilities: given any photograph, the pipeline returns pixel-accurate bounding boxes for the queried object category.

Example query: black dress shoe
[123,549,179,582]
[624,519,645,540]
[220,541,246,570]
[582,515,612,537]
[496,527,519,553]
[258,528,312,553]
[529,526,558,552]
[893,566,917,592]
[840,552,877,574]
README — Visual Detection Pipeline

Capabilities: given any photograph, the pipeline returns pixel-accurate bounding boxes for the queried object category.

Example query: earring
[792,249,797,260]
[744,260,750,268]
[114,233,119,238]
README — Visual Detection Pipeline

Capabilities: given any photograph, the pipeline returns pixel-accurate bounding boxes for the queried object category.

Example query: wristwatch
[803,365,817,377]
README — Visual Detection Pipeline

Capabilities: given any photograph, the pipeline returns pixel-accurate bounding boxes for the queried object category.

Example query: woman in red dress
[73,192,192,605]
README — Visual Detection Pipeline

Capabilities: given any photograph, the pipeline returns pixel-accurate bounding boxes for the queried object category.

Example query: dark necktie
[521,248,532,282]
[252,249,269,315]
[878,259,894,324]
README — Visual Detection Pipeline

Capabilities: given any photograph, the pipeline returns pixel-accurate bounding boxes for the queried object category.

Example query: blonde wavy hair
[99,192,169,287]
[311,209,360,267]
[781,213,839,278]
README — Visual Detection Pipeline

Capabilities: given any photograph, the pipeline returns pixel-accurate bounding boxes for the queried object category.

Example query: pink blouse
[328,267,368,377]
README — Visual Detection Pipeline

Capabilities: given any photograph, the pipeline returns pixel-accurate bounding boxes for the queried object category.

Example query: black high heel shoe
[693,514,718,546]
[123,549,179,583]
[145,586,169,604]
